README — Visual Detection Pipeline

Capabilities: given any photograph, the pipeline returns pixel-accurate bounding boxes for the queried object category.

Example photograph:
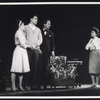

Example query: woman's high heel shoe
[24,86,28,91]
[11,88,17,92]
[18,87,25,91]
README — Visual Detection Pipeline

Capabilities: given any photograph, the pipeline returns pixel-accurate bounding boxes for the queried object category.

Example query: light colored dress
[85,37,100,74]
[10,30,30,73]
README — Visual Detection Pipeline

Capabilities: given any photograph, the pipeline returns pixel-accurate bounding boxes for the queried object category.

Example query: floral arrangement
[50,56,67,67]
[50,56,75,79]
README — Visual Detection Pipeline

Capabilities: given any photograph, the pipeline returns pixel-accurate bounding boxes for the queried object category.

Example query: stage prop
[49,56,83,89]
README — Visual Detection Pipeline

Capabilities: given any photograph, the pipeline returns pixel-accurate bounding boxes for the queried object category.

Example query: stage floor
[0,84,100,98]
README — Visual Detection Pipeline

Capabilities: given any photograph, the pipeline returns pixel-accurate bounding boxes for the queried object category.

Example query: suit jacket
[41,28,55,55]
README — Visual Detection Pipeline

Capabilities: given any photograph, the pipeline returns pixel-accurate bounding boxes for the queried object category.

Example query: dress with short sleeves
[10,30,30,73]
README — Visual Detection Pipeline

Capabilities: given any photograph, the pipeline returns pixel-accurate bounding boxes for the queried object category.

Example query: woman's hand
[89,44,96,50]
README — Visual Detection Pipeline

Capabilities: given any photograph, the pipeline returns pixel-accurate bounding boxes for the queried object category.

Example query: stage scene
[0,3,100,97]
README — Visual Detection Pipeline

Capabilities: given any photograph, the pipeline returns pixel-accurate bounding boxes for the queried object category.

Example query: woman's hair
[92,27,99,37]
[15,19,23,30]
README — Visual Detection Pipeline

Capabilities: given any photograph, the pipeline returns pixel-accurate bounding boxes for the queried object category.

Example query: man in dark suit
[40,19,55,89]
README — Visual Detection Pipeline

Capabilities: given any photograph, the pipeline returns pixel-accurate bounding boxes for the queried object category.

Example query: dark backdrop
[0,4,100,84]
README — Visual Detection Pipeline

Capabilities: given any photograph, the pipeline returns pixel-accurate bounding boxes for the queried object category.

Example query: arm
[17,32,28,49]
[25,40,35,49]
[51,32,55,56]
[34,29,43,48]
[85,38,93,50]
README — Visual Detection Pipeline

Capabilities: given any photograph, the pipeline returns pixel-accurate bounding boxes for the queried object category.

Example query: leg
[26,48,36,89]
[36,53,43,89]
[23,72,29,90]
[91,74,96,85]
[95,75,100,87]
[11,72,16,91]
[18,73,25,91]
[23,48,32,89]
[90,74,96,88]
[42,52,49,89]
[30,50,40,89]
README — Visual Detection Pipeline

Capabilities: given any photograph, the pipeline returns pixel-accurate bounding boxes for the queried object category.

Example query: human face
[44,20,51,30]
[91,30,97,38]
[31,16,38,25]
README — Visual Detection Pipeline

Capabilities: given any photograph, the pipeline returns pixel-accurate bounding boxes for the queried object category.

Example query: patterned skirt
[10,45,30,73]
[89,50,100,74]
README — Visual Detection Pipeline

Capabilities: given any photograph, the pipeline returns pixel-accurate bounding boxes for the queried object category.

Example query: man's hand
[35,48,42,54]
[32,45,42,54]
[27,44,35,50]
[52,51,55,58]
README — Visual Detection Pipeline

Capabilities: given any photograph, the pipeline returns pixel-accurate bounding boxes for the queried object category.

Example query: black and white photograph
[0,1,100,99]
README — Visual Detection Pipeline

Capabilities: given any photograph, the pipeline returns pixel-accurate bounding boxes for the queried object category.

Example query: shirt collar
[43,28,49,32]
[28,23,36,31]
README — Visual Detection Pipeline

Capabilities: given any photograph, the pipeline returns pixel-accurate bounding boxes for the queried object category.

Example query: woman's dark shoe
[38,86,42,90]
[90,84,96,88]
[43,86,47,90]
[31,85,38,90]
[31,86,35,90]
[24,86,28,90]
[18,87,25,91]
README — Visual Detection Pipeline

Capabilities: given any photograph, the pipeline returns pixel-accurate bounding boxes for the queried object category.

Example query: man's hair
[43,19,51,24]
[30,14,38,19]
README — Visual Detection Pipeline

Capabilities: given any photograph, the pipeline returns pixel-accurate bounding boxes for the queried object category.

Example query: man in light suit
[40,19,55,89]
[24,15,43,90]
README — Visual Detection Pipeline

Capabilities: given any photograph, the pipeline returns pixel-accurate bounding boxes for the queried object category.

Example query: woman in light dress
[85,27,100,88]
[10,20,33,91]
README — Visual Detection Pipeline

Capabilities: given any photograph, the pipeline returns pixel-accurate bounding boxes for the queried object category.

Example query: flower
[44,31,47,35]
[49,35,51,37]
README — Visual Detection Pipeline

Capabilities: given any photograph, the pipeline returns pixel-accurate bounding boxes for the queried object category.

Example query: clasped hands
[27,43,42,54]
[89,44,96,50]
